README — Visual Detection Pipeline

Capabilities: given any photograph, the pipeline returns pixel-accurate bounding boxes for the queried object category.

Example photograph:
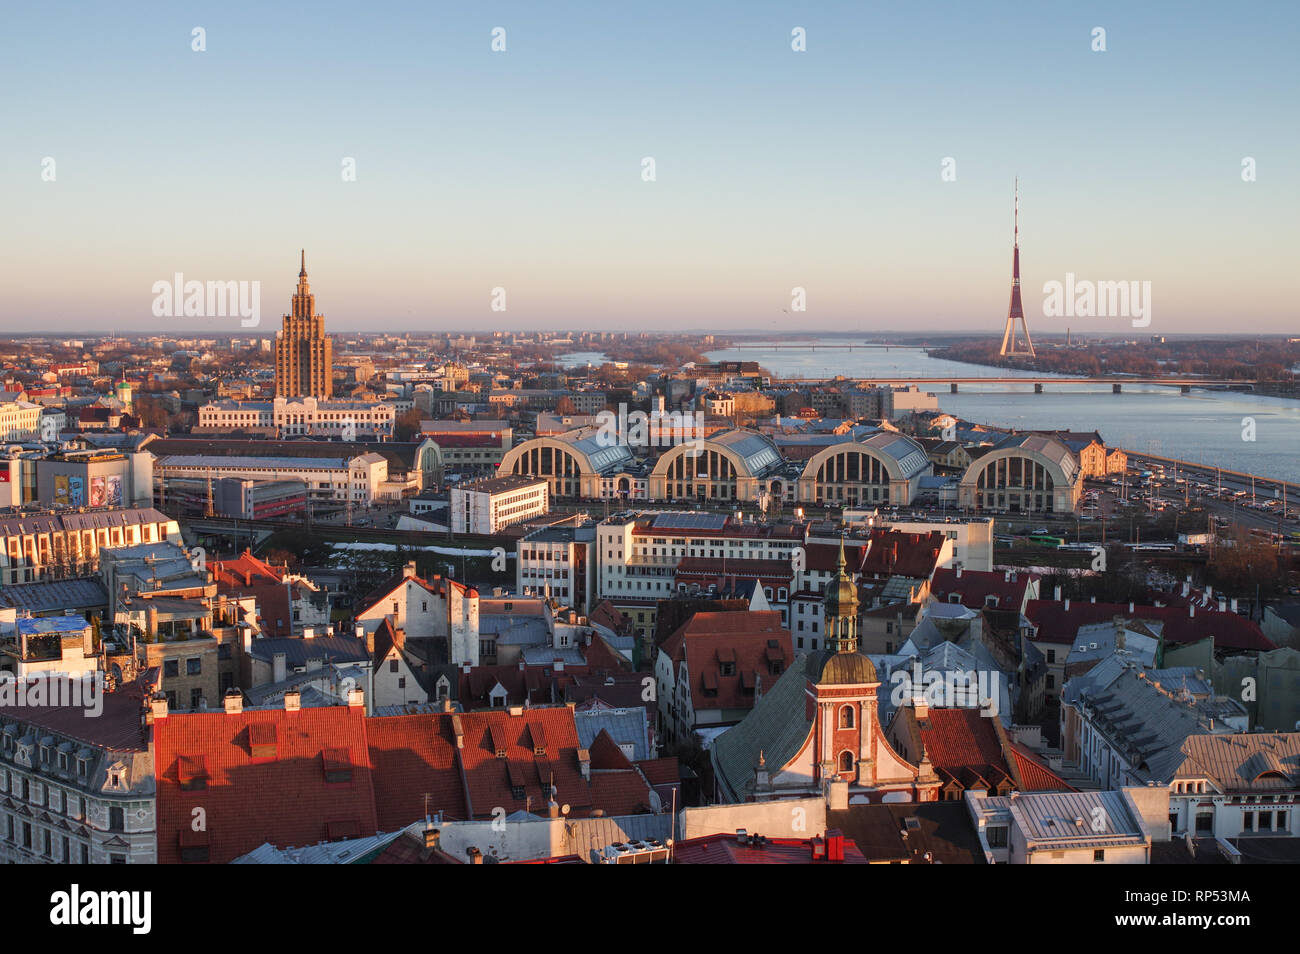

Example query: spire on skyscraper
[299,249,307,278]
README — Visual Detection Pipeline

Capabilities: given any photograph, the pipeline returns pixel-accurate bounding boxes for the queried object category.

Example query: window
[163,660,179,678]
[389,659,399,673]
[1093,849,1105,862]
[109,807,125,832]
[838,751,854,773]
[987,826,1007,848]
[190,688,203,709]
[839,706,855,729]
[719,662,735,677]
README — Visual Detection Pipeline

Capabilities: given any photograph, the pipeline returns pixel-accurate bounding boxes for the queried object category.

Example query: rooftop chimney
[403,560,418,580]
[553,658,565,673]
[302,626,314,639]
[348,687,365,707]
[578,748,591,780]
[149,694,168,721]
[223,689,243,715]
[284,689,301,712]
[1064,598,1071,612]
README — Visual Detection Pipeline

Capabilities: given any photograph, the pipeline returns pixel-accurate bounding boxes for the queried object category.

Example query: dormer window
[178,755,209,791]
[249,723,279,762]
[720,662,735,677]
[322,748,353,784]
[490,723,509,759]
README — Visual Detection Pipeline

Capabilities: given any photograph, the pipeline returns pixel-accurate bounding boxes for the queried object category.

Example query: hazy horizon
[4,1,1296,335]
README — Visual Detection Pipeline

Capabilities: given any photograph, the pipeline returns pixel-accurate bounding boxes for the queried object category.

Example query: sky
[1,1,1296,335]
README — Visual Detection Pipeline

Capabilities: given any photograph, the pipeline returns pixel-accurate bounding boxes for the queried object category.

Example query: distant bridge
[773,375,1256,393]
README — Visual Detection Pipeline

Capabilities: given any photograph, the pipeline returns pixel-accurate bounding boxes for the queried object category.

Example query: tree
[393,408,423,441]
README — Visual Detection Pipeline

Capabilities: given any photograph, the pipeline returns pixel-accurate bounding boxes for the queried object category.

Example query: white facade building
[450,476,549,535]
[197,396,396,439]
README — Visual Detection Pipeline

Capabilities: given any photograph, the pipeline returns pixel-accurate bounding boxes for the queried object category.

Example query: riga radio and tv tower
[999,179,1036,357]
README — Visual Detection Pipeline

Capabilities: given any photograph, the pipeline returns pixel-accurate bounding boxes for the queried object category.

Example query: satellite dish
[561,804,571,815]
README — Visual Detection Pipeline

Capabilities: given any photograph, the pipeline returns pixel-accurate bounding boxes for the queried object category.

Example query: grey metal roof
[859,431,931,479]
[711,655,817,800]
[0,507,173,537]
[710,429,783,477]
[993,433,1079,481]
[0,578,108,613]
[231,830,402,864]
[246,636,368,666]
[563,813,672,858]
[574,706,651,760]
[1076,668,1212,775]
[1151,732,1300,789]
[989,790,1146,845]
[157,454,351,470]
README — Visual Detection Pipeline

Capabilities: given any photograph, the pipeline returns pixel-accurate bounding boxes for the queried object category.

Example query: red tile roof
[455,709,593,818]
[1006,739,1074,793]
[806,529,947,581]
[673,831,869,864]
[367,714,469,829]
[662,611,793,717]
[154,706,379,864]
[930,568,1038,612]
[1025,600,1274,652]
[916,708,1004,772]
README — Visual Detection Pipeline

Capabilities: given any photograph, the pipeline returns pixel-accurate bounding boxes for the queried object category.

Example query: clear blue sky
[1,1,1296,334]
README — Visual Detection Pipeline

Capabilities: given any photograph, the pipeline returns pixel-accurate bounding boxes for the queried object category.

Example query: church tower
[808,538,878,791]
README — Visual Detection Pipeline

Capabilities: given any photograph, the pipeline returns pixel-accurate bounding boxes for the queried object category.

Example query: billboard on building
[88,474,123,507]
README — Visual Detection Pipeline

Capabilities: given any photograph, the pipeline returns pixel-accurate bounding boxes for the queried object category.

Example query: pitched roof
[663,612,793,716]
[366,714,469,828]
[711,655,817,801]
[1026,600,1274,652]
[672,831,869,864]
[154,707,378,864]
[931,568,1038,611]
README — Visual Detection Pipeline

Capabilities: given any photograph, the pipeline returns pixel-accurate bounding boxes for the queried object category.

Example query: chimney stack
[149,693,168,721]
[347,686,365,708]
[223,689,243,714]
[403,560,418,580]
[284,689,301,712]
